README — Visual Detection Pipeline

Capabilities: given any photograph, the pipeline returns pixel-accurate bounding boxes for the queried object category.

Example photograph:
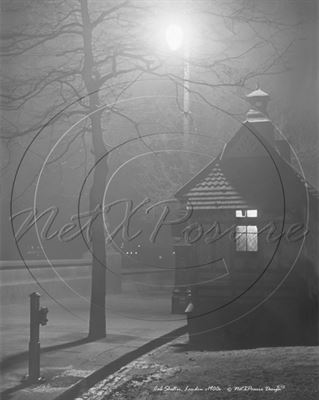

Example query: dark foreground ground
[78,335,319,400]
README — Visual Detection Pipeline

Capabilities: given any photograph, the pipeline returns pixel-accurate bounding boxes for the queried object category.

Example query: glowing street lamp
[166,24,184,51]
[165,23,190,139]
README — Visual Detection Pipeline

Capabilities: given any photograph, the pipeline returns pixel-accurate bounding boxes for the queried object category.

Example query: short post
[26,292,48,382]
[29,292,41,381]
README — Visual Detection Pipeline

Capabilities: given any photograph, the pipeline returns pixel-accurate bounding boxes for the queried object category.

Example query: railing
[0,259,92,270]
[0,259,171,275]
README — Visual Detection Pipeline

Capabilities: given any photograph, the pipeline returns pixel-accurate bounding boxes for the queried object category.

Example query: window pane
[236,225,247,233]
[247,232,258,251]
[236,235,247,251]
[236,226,247,251]
[247,209,258,217]
[247,225,257,233]
[236,210,246,218]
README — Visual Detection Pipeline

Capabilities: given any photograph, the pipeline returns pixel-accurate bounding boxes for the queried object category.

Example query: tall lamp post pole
[165,22,192,314]
[166,23,190,139]
[183,39,190,138]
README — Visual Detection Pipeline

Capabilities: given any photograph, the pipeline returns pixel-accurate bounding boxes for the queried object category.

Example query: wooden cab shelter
[172,88,319,349]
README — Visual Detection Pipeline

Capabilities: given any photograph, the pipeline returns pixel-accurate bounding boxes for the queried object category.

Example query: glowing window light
[235,225,258,251]
[236,209,258,218]
[247,209,258,217]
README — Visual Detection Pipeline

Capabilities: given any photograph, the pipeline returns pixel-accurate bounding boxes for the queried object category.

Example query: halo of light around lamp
[166,24,184,51]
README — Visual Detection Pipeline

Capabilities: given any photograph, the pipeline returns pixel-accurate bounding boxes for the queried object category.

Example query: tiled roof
[175,118,319,211]
[178,159,251,210]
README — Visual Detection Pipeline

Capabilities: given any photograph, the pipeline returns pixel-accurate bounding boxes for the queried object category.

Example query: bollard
[26,292,48,382]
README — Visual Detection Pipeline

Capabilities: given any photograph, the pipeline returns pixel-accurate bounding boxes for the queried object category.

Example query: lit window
[236,209,258,218]
[247,209,258,217]
[236,225,258,252]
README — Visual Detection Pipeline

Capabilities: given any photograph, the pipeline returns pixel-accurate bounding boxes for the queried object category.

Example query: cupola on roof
[246,88,270,98]
[245,86,271,125]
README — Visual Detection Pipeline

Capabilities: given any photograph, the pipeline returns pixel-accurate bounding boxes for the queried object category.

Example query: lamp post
[166,23,192,314]
[166,23,190,139]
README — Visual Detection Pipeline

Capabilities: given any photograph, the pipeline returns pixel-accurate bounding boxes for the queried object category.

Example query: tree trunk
[88,110,108,339]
